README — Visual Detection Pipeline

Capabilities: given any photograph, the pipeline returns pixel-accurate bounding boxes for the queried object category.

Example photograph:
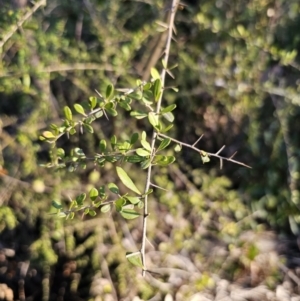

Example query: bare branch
[140,0,179,276]
[158,133,251,169]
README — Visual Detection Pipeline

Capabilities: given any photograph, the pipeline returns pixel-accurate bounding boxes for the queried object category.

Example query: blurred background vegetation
[1,0,300,300]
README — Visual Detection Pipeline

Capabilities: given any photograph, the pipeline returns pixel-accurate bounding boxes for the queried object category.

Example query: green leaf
[161,104,176,113]
[111,135,117,146]
[157,138,171,151]
[163,112,174,122]
[52,200,63,210]
[74,104,86,116]
[116,167,141,195]
[126,155,144,163]
[130,133,139,145]
[141,131,147,141]
[106,84,114,101]
[83,123,94,133]
[89,210,97,216]
[130,111,147,119]
[42,131,56,139]
[99,139,107,152]
[95,110,103,118]
[89,96,97,109]
[125,196,140,204]
[126,252,143,268]
[150,67,161,80]
[115,197,126,212]
[201,151,211,163]
[143,83,152,90]
[140,140,151,152]
[106,107,118,116]
[56,148,65,158]
[69,128,76,135]
[138,201,144,209]
[148,112,159,128]
[89,187,99,201]
[119,100,131,111]
[153,155,175,166]
[136,148,151,157]
[141,159,151,169]
[108,183,119,194]
[152,78,162,102]
[64,106,72,121]
[174,144,182,152]
[101,204,111,213]
[76,193,86,206]
[161,124,173,133]
[120,209,140,220]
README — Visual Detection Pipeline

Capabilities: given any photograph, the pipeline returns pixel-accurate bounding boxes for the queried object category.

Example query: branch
[0,0,47,49]
[158,133,252,169]
[140,0,179,276]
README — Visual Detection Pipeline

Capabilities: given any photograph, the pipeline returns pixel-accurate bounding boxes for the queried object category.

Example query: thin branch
[0,63,114,78]
[158,133,252,169]
[140,0,179,276]
[0,0,47,49]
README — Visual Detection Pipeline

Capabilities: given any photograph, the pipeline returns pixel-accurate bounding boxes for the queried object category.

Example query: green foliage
[1,0,300,299]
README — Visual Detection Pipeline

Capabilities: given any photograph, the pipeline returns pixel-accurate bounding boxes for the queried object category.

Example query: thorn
[102,108,109,120]
[229,151,237,159]
[95,89,103,98]
[192,134,204,147]
[150,182,169,191]
[220,158,223,170]
[166,69,175,79]
[216,145,226,155]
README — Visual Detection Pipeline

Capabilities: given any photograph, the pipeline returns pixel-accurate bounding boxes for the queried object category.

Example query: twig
[140,0,179,276]
[0,63,114,78]
[158,133,252,169]
[0,0,47,49]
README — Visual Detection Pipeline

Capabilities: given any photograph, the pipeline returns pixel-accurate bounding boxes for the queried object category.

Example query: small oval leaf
[89,187,99,201]
[74,104,86,116]
[64,106,72,121]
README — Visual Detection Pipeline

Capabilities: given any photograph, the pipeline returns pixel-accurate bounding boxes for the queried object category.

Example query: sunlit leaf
[125,196,140,204]
[161,104,176,113]
[152,78,162,102]
[101,204,111,213]
[150,67,161,80]
[148,112,159,128]
[74,104,86,116]
[120,209,140,219]
[116,167,141,195]
[89,210,97,216]
[89,96,97,109]
[140,140,151,152]
[126,252,143,268]
[89,187,99,201]
[136,148,151,157]
[64,106,72,121]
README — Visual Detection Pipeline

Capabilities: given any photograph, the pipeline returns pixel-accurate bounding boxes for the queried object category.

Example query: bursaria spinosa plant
[40,0,250,275]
